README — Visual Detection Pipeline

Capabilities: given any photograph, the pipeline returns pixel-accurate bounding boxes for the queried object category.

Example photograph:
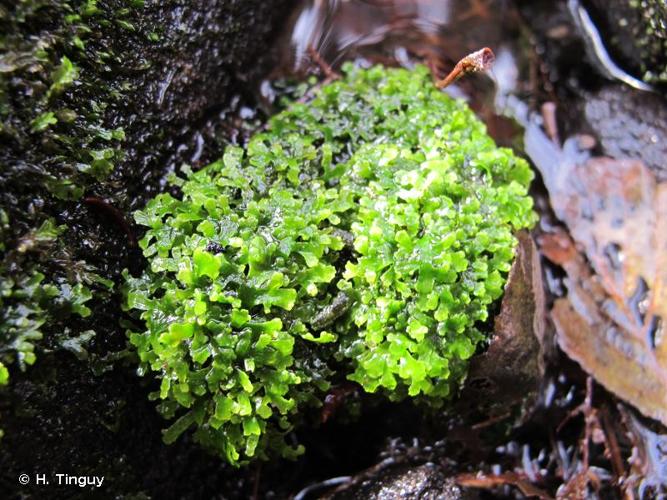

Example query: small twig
[556,377,594,434]
[456,472,554,499]
[307,45,340,80]
[83,196,137,248]
[557,377,603,497]
[293,47,342,106]
[251,461,262,500]
[325,456,400,498]
[471,411,511,430]
[293,476,352,500]
[582,377,595,467]
[600,406,625,484]
[435,47,495,90]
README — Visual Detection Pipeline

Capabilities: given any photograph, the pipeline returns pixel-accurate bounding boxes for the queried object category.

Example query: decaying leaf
[527,125,667,426]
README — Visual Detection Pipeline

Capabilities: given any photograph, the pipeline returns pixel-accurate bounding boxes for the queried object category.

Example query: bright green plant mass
[124,64,536,465]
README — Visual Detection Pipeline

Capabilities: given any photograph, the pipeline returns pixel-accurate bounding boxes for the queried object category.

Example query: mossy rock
[1,1,292,497]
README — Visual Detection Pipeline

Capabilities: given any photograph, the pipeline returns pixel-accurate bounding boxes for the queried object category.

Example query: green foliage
[0,272,59,370]
[622,0,667,84]
[1,0,138,200]
[125,64,536,465]
[0,218,99,383]
[0,363,8,386]
[338,142,533,400]
[30,112,58,132]
[50,56,79,95]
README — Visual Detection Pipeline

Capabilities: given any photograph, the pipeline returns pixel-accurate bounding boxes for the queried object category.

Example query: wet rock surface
[583,85,667,180]
[466,232,545,415]
[108,0,290,201]
[327,464,465,500]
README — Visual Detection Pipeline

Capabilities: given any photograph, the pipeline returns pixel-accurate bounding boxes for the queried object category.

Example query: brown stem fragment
[541,102,560,145]
[307,44,340,80]
[83,196,137,248]
[294,46,341,106]
[435,47,495,89]
[600,406,625,484]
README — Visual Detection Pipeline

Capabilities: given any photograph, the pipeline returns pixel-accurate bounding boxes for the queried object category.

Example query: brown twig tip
[435,47,495,89]
[307,45,339,80]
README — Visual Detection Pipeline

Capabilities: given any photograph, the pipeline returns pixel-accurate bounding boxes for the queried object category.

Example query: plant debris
[527,121,667,427]
[435,47,495,89]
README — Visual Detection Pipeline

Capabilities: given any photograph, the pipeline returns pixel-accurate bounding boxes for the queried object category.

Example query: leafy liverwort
[124,64,536,465]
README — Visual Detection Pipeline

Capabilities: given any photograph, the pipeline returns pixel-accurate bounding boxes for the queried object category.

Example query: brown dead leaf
[527,124,667,426]
[456,472,553,499]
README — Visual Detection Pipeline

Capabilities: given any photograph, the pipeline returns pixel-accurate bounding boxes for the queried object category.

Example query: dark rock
[585,0,667,85]
[327,463,467,500]
[464,232,545,424]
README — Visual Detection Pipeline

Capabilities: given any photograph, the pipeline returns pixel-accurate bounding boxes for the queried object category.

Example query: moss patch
[125,64,536,465]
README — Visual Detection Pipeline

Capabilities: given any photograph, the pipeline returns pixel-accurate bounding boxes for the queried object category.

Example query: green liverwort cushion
[124,63,536,465]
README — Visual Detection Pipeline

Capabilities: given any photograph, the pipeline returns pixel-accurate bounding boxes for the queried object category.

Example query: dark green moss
[0,0,290,382]
[0,2,131,201]
[1,0,293,495]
